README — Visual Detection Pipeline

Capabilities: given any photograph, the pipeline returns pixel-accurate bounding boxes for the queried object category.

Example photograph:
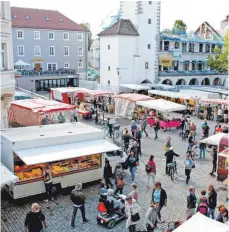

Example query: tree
[80,22,93,51]
[172,20,187,33]
[207,31,229,72]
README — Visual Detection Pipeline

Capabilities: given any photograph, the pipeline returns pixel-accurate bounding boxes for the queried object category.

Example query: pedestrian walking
[73,107,78,122]
[146,155,156,189]
[24,203,47,232]
[217,107,223,121]
[145,203,161,232]
[70,183,89,228]
[210,146,217,175]
[114,164,125,195]
[103,159,113,189]
[153,118,160,140]
[199,135,206,159]
[107,118,113,138]
[141,116,148,137]
[190,122,196,140]
[126,151,137,181]
[223,107,228,123]
[93,98,97,109]
[183,154,193,185]
[136,127,142,156]
[165,147,179,175]
[214,106,218,121]
[125,195,141,232]
[131,120,137,137]
[186,186,197,219]
[151,181,167,221]
[207,104,212,120]
[196,190,208,216]
[43,163,53,202]
[207,184,217,219]
[129,183,139,202]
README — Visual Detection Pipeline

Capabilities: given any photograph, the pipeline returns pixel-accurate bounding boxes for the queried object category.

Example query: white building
[0,1,15,129]
[89,38,100,69]
[220,15,229,37]
[98,1,160,93]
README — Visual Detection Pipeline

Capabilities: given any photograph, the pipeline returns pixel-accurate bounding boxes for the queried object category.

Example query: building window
[18,45,24,56]
[78,62,83,68]
[108,80,110,85]
[205,44,210,53]
[192,61,196,70]
[47,63,57,71]
[211,44,215,53]
[78,46,83,56]
[108,66,110,71]
[34,46,41,56]
[149,1,152,4]
[148,44,151,49]
[160,41,162,51]
[188,43,194,52]
[1,2,5,19]
[63,32,69,40]
[184,61,189,71]
[174,61,179,71]
[17,30,24,39]
[64,46,70,56]
[148,19,151,24]
[164,41,169,51]
[64,62,70,68]
[48,32,54,40]
[145,62,149,69]
[49,46,55,56]
[174,42,180,49]
[34,31,40,40]
[77,33,83,41]
[1,43,7,70]
[108,45,110,50]
[182,42,187,52]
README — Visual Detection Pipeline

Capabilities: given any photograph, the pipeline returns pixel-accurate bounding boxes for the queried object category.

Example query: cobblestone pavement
[1,113,228,232]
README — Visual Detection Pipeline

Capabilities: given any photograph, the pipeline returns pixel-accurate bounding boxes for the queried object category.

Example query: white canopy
[120,84,151,91]
[199,133,226,145]
[1,163,19,187]
[15,139,120,165]
[174,212,229,232]
[14,59,31,66]
[136,99,186,113]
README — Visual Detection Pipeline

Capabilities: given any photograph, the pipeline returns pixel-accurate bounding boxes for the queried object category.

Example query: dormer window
[13,14,17,19]
[26,16,30,20]
[45,17,50,21]
[59,18,63,22]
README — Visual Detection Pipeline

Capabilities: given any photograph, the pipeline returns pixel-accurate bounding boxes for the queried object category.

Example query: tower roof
[98,19,139,36]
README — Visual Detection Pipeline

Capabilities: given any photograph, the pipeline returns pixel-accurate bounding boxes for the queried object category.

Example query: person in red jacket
[146,155,156,189]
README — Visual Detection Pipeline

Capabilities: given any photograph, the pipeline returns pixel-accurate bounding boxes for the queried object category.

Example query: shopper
[73,107,78,122]
[196,190,208,216]
[125,195,141,232]
[218,207,228,223]
[151,181,167,221]
[199,135,206,159]
[210,146,217,175]
[223,107,228,123]
[190,122,196,140]
[43,163,53,202]
[136,127,142,156]
[93,98,97,109]
[145,203,161,232]
[154,118,160,140]
[207,184,217,219]
[164,136,171,152]
[107,118,113,138]
[183,154,193,185]
[129,183,139,202]
[146,155,156,189]
[165,147,179,175]
[214,106,218,121]
[103,159,113,189]
[126,151,137,181]
[99,183,107,195]
[207,104,212,120]
[70,183,88,228]
[186,186,197,219]
[131,120,137,137]
[24,203,47,232]
[114,164,125,195]
[141,116,148,137]
[217,107,223,121]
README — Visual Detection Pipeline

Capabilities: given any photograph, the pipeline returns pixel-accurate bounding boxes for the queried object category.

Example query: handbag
[131,213,140,222]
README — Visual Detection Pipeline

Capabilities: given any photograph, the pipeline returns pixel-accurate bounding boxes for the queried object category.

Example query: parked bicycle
[103,124,121,140]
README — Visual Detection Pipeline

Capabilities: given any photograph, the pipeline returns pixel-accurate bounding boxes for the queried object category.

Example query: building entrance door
[35,63,41,71]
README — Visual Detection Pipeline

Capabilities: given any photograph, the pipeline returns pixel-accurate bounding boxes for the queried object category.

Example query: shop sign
[32,58,44,62]
[159,57,172,67]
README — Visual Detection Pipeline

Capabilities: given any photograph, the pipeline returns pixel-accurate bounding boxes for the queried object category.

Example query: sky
[10,0,228,37]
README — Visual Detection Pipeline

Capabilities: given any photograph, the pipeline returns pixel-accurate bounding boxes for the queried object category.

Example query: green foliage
[80,22,93,51]
[207,31,229,72]
[172,20,187,33]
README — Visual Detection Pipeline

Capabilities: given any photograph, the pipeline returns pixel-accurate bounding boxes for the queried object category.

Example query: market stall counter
[1,123,120,199]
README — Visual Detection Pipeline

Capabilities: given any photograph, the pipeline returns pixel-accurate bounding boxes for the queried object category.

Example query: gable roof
[11,7,86,32]
[195,21,222,39]
[221,15,229,22]
[98,19,139,37]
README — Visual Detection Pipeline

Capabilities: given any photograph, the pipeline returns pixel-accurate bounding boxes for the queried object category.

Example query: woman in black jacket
[103,159,113,189]
[207,184,217,219]
[151,181,167,221]
[186,186,197,219]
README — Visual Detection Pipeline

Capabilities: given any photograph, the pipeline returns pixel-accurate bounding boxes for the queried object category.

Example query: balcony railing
[159,70,227,77]
[17,68,77,77]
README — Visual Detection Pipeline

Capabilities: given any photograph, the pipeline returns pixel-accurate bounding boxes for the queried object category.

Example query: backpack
[198,200,208,215]
[145,164,152,173]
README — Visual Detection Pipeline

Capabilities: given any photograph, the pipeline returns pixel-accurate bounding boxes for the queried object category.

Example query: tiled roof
[11,7,86,32]
[195,21,222,38]
[98,19,139,36]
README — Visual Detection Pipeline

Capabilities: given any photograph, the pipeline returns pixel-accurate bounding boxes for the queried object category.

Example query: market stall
[217,148,229,182]
[119,84,151,94]
[174,212,228,232]
[1,163,19,187]
[136,99,186,129]
[200,99,229,106]
[114,93,153,119]
[8,99,76,127]
[1,123,120,199]
[14,91,32,100]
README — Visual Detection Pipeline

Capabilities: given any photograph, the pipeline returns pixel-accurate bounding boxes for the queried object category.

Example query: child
[197,190,208,216]
[164,137,171,152]
[100,183,107,195]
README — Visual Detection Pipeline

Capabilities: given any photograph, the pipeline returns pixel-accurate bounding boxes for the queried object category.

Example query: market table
[147,118,180,129]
